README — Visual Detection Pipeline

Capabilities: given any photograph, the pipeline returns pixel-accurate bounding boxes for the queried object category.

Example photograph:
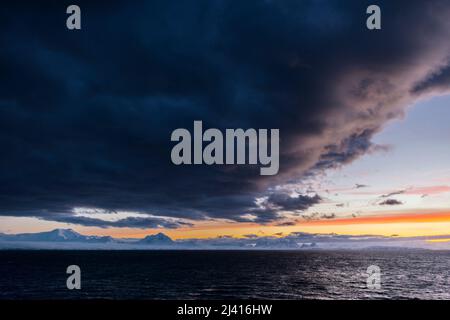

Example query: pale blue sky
[311,94,450,216]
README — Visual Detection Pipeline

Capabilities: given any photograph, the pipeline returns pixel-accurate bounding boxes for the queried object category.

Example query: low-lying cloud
[379,199,404,206]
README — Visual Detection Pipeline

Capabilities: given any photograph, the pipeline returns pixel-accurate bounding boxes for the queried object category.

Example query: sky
[1,0,450,240]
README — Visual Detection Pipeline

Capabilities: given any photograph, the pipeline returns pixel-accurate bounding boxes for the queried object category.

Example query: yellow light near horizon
[426,238,450,243]
[4,212,450,240]
[85,221,450,240]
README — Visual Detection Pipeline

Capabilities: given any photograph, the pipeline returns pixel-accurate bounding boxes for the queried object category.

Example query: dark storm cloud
[1,0,450,227]
[412,63,450,94]
[40,215,192,229]
[240,192,321,224]
[379,199,403,206]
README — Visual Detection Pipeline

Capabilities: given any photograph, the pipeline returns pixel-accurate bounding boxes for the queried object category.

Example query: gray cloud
[275,221,297,227]
[379,199,403,206]
[320,213,336,219]
[265,193,322,212]
[301,212,337,221]
[381,190,406,198]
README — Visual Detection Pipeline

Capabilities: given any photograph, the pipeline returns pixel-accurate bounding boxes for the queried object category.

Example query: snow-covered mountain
[138,232,174,245]
[0,228,113,243]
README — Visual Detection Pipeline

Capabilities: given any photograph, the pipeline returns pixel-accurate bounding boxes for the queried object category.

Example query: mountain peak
[139,232,173,244]
[47,228,83,240]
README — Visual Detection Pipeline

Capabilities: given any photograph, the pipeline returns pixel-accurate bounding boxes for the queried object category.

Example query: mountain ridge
[1,228,450,250]
[0,228,114,243]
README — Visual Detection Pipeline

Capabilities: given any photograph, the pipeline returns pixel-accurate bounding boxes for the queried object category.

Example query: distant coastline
[1,228,450,250]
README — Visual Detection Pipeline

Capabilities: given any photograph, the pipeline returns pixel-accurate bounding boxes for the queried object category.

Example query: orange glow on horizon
[4,210,450,240]
[75,211,450,240]
[427,238,450,243]
[295,211,450,226]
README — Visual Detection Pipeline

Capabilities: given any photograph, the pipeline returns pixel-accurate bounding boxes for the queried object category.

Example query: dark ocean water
[1,250,450,300]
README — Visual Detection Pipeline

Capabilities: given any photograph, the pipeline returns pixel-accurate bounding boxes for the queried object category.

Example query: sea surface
[1,250,450,300]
